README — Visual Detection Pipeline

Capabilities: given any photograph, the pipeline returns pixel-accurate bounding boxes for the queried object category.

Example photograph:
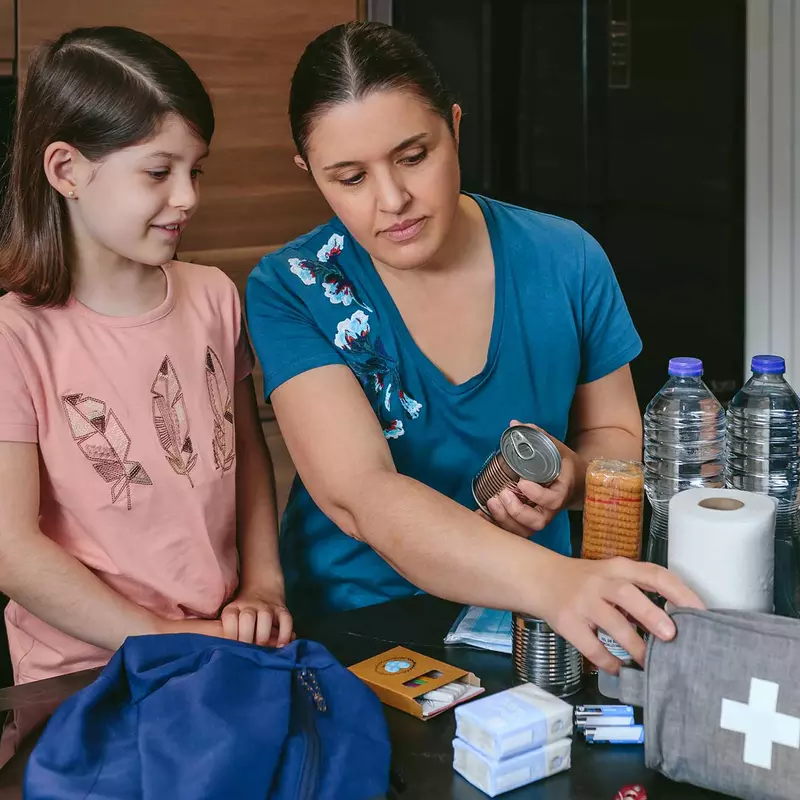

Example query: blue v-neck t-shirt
[246,195,642,616]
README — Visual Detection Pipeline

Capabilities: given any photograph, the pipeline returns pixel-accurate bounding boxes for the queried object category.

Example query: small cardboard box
[349,645,484,720]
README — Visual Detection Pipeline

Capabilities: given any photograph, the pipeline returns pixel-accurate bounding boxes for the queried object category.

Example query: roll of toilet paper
[667,488,776,612]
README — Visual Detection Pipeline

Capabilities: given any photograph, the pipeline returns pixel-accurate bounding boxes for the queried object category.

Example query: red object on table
[614,786,648,800]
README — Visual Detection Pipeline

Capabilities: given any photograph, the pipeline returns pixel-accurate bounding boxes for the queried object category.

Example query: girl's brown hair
[0,26,214,307]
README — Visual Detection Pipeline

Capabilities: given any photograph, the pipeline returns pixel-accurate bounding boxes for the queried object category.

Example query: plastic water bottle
[644,358,726,568]
[725,354,800,617]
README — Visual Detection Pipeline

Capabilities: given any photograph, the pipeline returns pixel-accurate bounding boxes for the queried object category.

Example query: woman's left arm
[563,362,643,507]
[485,364,642,534]
[220,375,294,646]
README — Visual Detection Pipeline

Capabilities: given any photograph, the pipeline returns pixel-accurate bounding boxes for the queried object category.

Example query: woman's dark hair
[289,21,454,162]
[0,26,215,307]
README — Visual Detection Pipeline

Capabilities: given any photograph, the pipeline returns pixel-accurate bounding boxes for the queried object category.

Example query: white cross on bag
[720,677,800,769]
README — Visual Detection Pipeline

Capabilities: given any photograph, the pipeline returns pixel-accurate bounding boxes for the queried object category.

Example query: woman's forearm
[342,469,564,615]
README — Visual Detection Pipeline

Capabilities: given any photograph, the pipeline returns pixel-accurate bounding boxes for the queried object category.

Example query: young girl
[0,26,292,684]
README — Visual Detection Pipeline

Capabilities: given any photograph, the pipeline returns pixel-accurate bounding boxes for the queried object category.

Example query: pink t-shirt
[0,261,254,683]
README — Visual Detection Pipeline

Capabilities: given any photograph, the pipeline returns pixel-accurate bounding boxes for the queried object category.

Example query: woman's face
[299,90,462,271]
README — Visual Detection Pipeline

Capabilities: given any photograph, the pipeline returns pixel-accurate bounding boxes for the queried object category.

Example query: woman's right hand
[537,556,705,673]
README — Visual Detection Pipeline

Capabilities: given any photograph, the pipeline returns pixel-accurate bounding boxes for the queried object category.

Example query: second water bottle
[725,355,800,617]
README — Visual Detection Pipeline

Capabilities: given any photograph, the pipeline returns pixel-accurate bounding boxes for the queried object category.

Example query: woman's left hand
[484,420,579,537]
[220,587,295,648]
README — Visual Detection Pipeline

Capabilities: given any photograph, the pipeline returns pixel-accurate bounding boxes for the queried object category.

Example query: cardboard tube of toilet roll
[667,488,776,612]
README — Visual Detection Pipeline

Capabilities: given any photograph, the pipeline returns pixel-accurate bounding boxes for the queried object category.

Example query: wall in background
[747,0,800,384]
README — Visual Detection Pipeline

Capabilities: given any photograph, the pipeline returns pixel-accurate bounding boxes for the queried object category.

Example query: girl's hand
[220,588,295,648]
[485,421,577,537]
[538,555,704,672]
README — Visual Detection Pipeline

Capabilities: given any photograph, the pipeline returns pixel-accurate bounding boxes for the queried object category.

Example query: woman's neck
[429,194,485,275]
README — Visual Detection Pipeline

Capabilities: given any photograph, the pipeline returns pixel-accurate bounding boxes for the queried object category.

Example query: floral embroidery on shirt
[334,310,422,439]
[288,233,373,311]
[205,346,235,475]
[151,356,197,487]
[62,393,152,510]
[383,420,404,440]
[287,233,422,439]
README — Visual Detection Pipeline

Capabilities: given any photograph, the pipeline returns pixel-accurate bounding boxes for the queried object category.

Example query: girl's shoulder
[0,290,46,341]
[169,260,243,315]
[170,259,237,294]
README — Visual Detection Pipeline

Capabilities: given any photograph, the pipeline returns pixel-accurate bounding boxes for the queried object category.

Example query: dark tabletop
[0,595,729,800]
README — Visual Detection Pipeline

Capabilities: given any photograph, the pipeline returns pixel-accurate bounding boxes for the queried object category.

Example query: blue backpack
[24,635,391,799]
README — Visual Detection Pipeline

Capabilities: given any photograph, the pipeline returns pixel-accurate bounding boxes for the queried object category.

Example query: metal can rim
[500,426,562,485]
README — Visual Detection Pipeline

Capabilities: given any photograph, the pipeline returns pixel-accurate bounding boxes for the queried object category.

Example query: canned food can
[472,426,562,514]
[512,613,583,698]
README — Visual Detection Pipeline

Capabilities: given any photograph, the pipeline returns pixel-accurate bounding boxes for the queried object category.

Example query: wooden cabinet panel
[0,0,13,61]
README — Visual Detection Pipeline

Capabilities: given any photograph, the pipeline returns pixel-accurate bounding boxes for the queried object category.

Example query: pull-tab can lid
[500,426,562,484]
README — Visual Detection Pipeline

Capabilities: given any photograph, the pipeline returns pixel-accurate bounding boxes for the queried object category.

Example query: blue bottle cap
[751,354,786,374]
[668,357,703,377]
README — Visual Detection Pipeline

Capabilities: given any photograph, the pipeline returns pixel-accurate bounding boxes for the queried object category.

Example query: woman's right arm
[0,441,223,650]
[272,364,703,671]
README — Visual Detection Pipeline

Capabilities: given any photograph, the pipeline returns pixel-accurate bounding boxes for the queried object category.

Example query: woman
[246,21,701,672]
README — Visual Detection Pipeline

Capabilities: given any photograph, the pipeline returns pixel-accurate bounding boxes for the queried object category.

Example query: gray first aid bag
[619,608,800,800]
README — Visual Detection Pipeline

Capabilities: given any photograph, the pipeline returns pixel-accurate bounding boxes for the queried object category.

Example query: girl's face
[300,90,462,271]
[56,113,208,269]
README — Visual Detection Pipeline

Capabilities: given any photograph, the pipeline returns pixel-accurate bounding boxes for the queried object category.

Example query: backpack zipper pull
[298,669,327,712]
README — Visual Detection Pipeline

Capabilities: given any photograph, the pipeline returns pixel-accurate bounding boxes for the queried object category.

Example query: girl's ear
[43,141,82,199]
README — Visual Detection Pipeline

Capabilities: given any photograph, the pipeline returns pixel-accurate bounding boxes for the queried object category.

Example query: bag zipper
[296,668,326,800]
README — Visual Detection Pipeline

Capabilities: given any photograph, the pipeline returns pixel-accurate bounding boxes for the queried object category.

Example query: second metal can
[511,612,583,698]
